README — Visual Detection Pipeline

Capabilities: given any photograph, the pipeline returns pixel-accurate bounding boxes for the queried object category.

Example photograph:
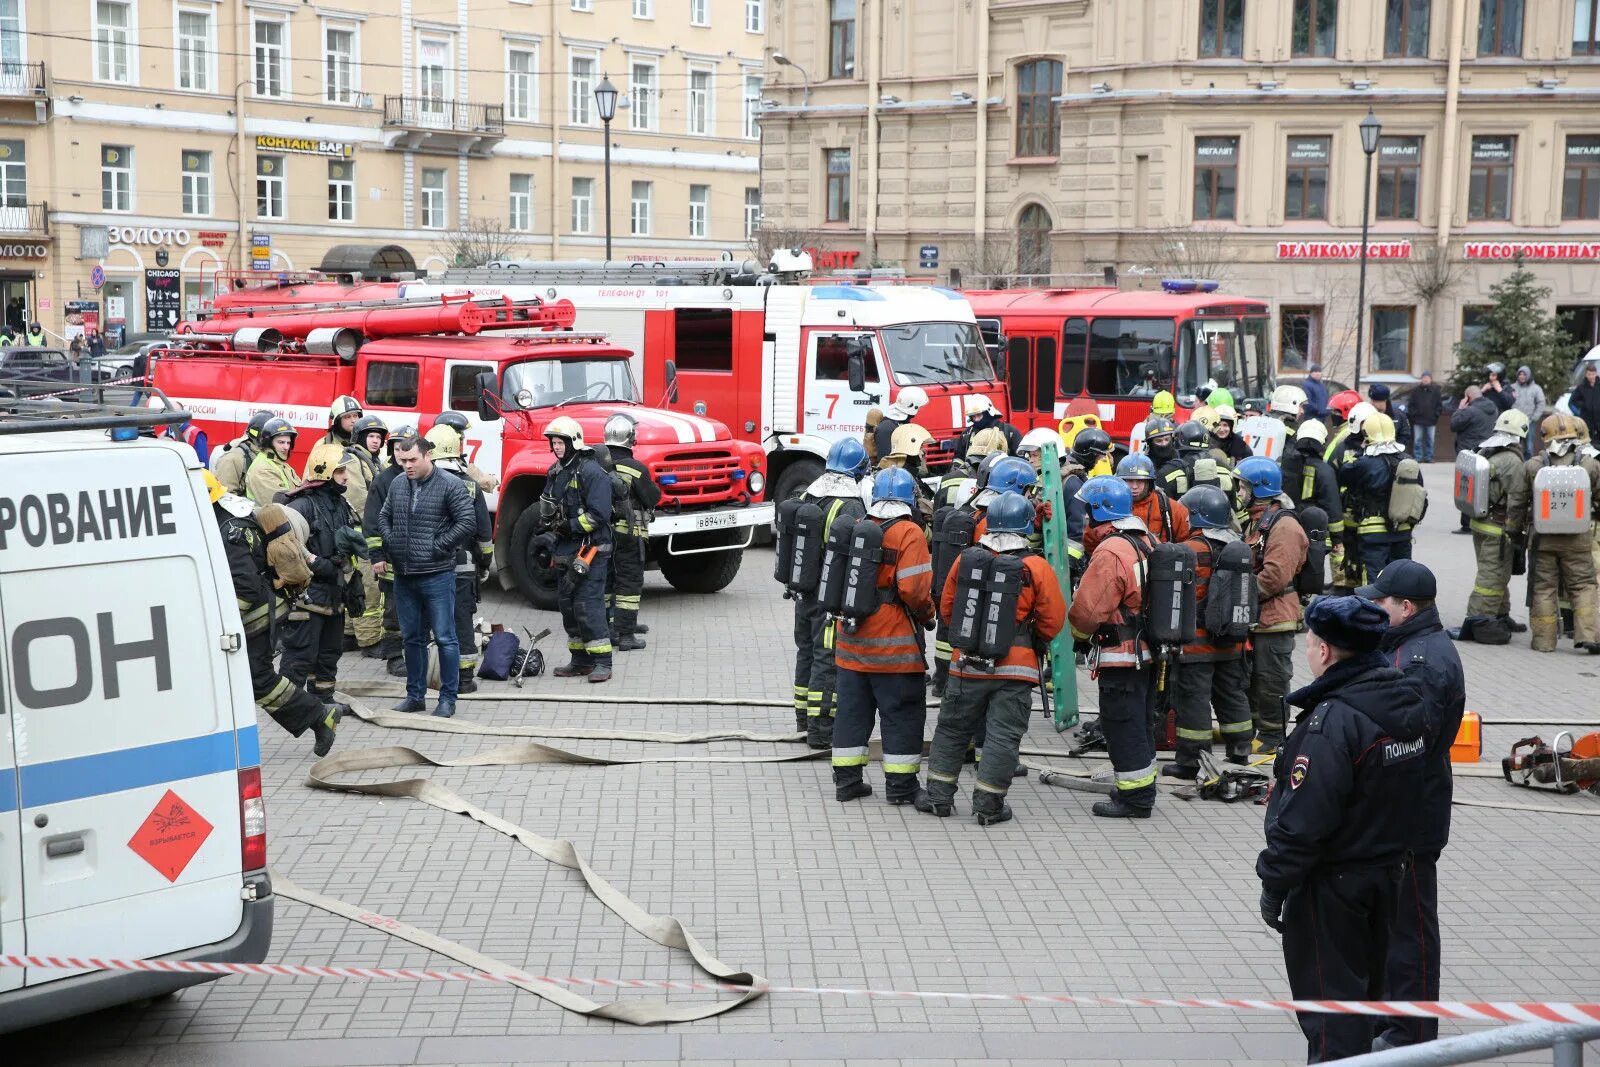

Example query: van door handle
[45,833,85,859]
[804,407,821,415]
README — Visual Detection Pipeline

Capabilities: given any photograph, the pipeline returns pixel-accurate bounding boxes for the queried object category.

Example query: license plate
[693,511,741,530]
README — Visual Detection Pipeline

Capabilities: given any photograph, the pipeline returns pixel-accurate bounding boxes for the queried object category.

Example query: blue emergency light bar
[1162,279,1221,293]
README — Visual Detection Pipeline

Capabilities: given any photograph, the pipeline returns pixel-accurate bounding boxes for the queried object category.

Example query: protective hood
[868,500,913,520]
[972,487,1000,509]
[1109,515,1150,533]
[1364,441,1406,456]
[979,532,1029,553]
[1201,526,1239,545]
[1549,438,1577,457]
[805,471,863,498]
[216,493,254,519]
[1478,432,1519,452]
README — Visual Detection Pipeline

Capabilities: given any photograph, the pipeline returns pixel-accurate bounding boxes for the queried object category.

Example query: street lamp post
[594,76,619,261]
[771,52,811,106]
[1354,108,1382,392]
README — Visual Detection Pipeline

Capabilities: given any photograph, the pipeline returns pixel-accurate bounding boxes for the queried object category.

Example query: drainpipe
[1435,0,1465,248]
[974,0,990,244]
[549,0,561,258]
[865,0,880,256]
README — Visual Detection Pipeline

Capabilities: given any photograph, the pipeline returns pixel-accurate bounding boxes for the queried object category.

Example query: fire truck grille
[655,448,740,502]
[923,442,955,473]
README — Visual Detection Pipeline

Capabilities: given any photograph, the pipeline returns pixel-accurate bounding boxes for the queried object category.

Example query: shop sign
[1463,242,1600,261]
[1276,240,1412,260]
[0,242,48,259]
[197,230,228,248]
[805,246,862,269]
[255,134,355,158]
[108,226,192,247]
[145,268,182,331]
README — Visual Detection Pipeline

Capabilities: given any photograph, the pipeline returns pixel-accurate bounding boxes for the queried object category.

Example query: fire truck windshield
[502,356,639,410]
[1176,317,1273,402]
[878,322,993,384]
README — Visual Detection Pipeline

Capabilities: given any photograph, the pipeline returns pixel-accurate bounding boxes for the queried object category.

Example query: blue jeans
[1412,424,1435,462]
[395,570,459,701]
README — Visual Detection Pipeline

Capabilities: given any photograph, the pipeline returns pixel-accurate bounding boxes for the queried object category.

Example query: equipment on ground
[1038,438,1078,729]
[1531,465,1592,535]
[1454,450,1491,518]
[511,627,551,686]
[1501,732,1600,794]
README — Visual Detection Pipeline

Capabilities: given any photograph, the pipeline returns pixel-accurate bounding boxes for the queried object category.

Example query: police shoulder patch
[1290,754,1310,789]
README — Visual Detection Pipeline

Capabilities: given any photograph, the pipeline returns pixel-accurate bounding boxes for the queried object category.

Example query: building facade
[0,0,766,343]
[760,0,1600,382]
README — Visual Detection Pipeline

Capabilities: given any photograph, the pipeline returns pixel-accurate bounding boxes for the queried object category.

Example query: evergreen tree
[1451,257,1581,399]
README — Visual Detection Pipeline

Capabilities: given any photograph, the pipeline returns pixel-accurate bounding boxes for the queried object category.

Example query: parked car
[89,336,164,383]
[0,346,80,398]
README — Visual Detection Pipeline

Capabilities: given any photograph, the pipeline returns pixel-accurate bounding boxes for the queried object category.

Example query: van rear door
[0,616,21,993]
[5,443,246,983]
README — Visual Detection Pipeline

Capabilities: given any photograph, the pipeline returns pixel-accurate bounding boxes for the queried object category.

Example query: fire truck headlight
[747,470,766,496]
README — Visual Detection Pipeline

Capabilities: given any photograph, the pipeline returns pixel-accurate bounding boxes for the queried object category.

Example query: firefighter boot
[387,655,408,677]
[1161,762,1199,781]
[615,633,646,651]
[884,773,923,806]
[311,704,341,757]
[794,710,809,736]
[553,660,593,678]
[587,656,613,683]
[457,667,478,695]
[1091,798,1153,819]
[806,713,834,750]
[1225,740,1253,765]
[833,767,873,803]
[971,788,1014,827]
[914,781,956,817]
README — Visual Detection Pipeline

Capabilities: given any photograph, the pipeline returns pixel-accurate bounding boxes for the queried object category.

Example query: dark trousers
[1378,852,1441,1048]
[1359,535,1412,588]
[1098,667,1157,810]
[1172,656,1253,767]
[793,595,838,739]
[1282,866,1399,1063]
[927,675,1033,798]
[559,552,612,668]
[832,667,926,800]
[608,533,645,637]
[279,608,344,696]
[395,570,458,702]
[378,574,401,654]
[247,629,325,736]
[454,570,479,672]
[1248,631,1297,746]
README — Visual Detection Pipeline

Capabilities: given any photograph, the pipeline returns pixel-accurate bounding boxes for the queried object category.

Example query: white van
[0,405,272,1033]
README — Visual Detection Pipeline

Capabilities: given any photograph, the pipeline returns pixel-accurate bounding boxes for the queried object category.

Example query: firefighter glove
[1259,886,1287,933]
[335,527,369,560]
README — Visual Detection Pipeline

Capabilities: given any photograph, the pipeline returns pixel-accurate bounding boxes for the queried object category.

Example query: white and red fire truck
[149,281,771,607]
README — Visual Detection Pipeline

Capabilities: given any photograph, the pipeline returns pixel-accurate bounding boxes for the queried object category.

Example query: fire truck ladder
[440,258,763,287]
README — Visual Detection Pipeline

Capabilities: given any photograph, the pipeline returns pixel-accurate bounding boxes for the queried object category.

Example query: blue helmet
[988,456,1038,495]
[1115,453,1156,481]
[986,492,1035,534]
[1237,456,1283,500]
[1078,475,1133,522]
[1180,484,1233,529]
[825,437,869,477]
[872,466,917,505]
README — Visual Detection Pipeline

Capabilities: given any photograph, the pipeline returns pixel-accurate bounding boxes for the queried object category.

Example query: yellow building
[1,0,767,342]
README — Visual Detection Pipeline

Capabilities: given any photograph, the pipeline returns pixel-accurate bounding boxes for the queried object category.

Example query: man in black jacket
[539,416,616,682]
[379,434,477,718]
[1281,419,1343,532]
[1406,371,1442,461]
[1257,595,1428,1064]
[280,442,365,706]
[1450,386,1500,533]
[1573,361,1600,444]
[1362,561,1466,1051]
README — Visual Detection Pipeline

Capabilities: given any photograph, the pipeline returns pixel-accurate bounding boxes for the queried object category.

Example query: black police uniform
[1257,606,1429,1064]
[544,447,614,673]
[607,444,662,644]
[280,480,361,699]
[364,460,406,665]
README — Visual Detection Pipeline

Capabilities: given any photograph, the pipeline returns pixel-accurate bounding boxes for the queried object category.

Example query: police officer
[955,395,1022,460]
[541,416,615,681]
[1257,595,1428,1064]
[831,467,936,804]
[213,410,275,494]
[1513,413,1600,652]
[245,416,303,504]
[1238,457,1308,753]
[24,321,43,346]
[323,395,363,448]
[873,385,930,461]
[600,414,660,651]
[279,443,365,704]
[1341,411,1415,583]
[366,425,416,671]
[1069,476,1159,818]
[1084,453,1189,555]
[427,424,494,693]
[922,492,1066,824]
[207,472,341,756]
[341,414,388,654]
[1361,561,1465,1051]
[1163,485,1253,778]
[1462,409,1531,637]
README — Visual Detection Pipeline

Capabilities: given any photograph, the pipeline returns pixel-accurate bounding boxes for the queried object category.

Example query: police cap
[1355,559,1437,603]
[1304,595,1390,653]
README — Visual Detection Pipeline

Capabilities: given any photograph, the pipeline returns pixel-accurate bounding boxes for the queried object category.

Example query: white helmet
[1346,401,1377,433]
[1295,419,1329,446]
[603,413,637,449]
[963,394,997,423]
[890,386,929,419]
[544,415,587,449]
[1269,384,1307,416]
[1018,427,1063,457]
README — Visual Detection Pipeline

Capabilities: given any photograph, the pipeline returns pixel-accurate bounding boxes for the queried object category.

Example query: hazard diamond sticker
[127,790,214,882]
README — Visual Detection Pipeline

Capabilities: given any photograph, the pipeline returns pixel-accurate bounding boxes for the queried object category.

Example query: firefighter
[340,414,388,654]
[1513,413,1600,653]
[1462,409,1531,636]
[1163,419,1241,509]
[436,410,500,493]
[1163,485,1253,778]
[935,425,1005,509]
[1069,476,1158,818]
[366,425,416,671]
[955,394,1022,460]
[207,472,341,757]
[540,416,615,680]
[604,413,661,651]
[1144,416,1181,483]
[1267,384,1307,430]
[880,421,937,525]
[1084,453,1189,554]
[213,410,275,495]
[245,416,303,504]
[830,467,936,805]
[1149,389,1176,421]
[427,424,494,693]
[872,385,929,461]
[1062,427,1112,571]
[921,491,1065,824]
[1340,411,1417,583]
[1238,457,1308,753]
[1281,419,1341,520]
[1326,401,1375,593]
[279,442,365,704]
[323,395,362,448]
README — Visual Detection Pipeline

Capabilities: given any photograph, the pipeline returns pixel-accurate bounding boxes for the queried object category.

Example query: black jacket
[285,481,359,610]
[1282,439,1344,526]
[1256,652,1429,892]
[874,414,910,461]
[1449,395,1498,455]
[363,462,404,568]
[1377,606,1465,855]
[1485,382,1516,413]
[611,446,662,538]
[1407,383,1442,425]
[379,467,476,576]
[542,450,613,554]
[218,507,276,636]
[1378,404,1411,451]
[955,413,1022,461]
[1213,430,1253,465]
[1574,378,1600,441]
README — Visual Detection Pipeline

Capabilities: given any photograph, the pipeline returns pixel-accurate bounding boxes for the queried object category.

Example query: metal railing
[382,95,504,134]
[1340,1022,1600,1066]
[0,61,45,97]
[0,201,48,235]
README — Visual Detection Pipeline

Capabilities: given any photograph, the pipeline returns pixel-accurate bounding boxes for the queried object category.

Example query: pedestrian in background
[1571,361,1600,444]
[1407,371,1442,462]
[1483,362,1516,412]
[1449,385,1497,535]
[1512,366,1547,459]
[1300,363,1328,422]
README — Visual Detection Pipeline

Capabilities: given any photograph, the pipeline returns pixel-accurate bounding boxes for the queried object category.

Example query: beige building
[761,0,1600,383]
[0,0,767,343]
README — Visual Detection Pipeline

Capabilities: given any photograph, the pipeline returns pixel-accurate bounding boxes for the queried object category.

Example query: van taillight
[239,767,267,871]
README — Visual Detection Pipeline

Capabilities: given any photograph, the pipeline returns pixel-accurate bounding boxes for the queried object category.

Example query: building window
[825,148,851,223]
[746,0,765,33]
[1460,306,1493,356]
[0,141,25,207]
[1015,59,1063,158]
[420,167,446,228]
[1370,306,1414,373]
[630,180,652,235]
[1198,0,1244,58]
[176,9,211,91]
[253,18,286,98]
[255,154,284,219]
[418,37,451,120]
[1292,0,1336,58]
[687,67,713,135]
[572,0,591,9]
[0,0,22,71]
[743,74,763,139]
[571,177,594,233]
[1563,136,1600,220]
[1284,136,1330,220]
[633,0,652,17]
[507,45,535,121]
[829,0,857,79]
[744,187,760,239]
[1193,136,1239,220]
[690,0,708,25]
[95,1,133,83]
[688,184,709,238]
[327,159,354,222]
[569,53,596,125]
[1467,135,1514,221]
[1478,0,1522,56]
[181,150,211,216]
[1576,0,1600,55]
[630,59,657,131]
[1017,203,1053,278]
[510,173,533,231]
[1279,307,1321,371]
[324,23,357,104]
[1385,0,1430,56]
[1375,135,1422,220]
[101,144,132,212]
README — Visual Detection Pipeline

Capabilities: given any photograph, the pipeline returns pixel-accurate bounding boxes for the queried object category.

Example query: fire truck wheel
[508,505,561,611]
[658,547,743,595]
[772,460,824,511]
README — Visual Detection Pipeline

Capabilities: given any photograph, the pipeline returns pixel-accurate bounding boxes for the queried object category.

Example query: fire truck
[966,281,1274,445]
[150,281,772,608]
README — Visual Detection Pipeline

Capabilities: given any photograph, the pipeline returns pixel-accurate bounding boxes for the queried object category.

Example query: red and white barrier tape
[2,956,1596,1024]
[19,375,149,403]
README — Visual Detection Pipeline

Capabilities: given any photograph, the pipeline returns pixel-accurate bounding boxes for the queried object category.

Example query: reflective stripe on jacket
[940,550,1066,685]
[1067,528,1153,671]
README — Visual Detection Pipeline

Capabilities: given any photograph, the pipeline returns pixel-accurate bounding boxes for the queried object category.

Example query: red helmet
[1328,389,1362,419]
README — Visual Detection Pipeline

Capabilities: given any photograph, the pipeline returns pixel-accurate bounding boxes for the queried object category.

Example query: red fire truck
[150,281,772,608]
[966,281,1274,445]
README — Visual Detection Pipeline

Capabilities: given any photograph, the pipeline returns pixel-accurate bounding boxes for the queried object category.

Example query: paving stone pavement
[13,463,1600,1065]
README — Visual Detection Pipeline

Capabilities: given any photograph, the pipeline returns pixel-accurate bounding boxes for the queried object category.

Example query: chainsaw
[1501,732,1600,795]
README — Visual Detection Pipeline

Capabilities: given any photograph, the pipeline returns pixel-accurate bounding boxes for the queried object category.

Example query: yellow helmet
[1191,405,1220,433]
[888,422,933,459]
[1541,412,1583,444]
[304,441,348,481]
[1363,411,1396,445]
[1151,390,1175,417]
[967,426,1009,458]
[1493,409,1530,440]
[544,414,586,449]
[425,424,463,460]
[203,470,227,504]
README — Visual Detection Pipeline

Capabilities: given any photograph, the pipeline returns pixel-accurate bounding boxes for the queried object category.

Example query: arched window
[1015,60,1063,158]
[1017,203,1053,279]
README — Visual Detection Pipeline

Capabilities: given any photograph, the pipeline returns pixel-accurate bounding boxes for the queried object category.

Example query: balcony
[0,202,49,238]
[0,62,46,97]
[381,95,504,157]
